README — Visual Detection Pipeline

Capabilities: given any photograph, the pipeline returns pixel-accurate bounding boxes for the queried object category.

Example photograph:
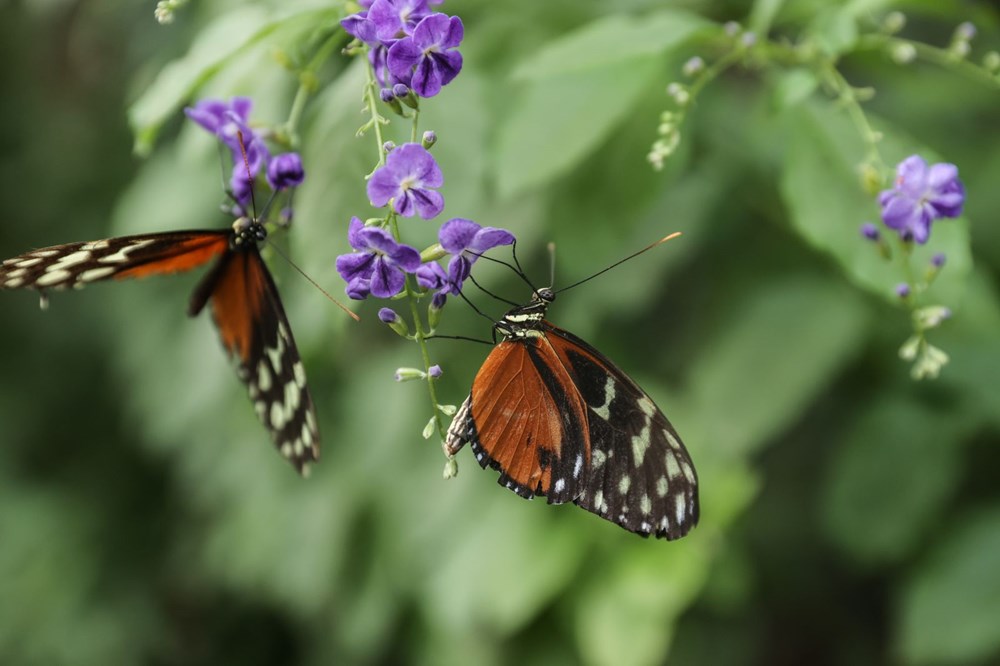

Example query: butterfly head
[495,287,556,340]
[231,217,267,249]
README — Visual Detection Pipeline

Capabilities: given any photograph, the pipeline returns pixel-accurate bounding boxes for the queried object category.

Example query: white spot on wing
[293,361,306,388]
[554,478,565,493]
[4,277,25,288]
[589,376,616,421]
[16,257,44,268]
[592,449,606,469]
[270,402,286,430]
[618,475,631,495]
[656,476,669,498]
[34,269,72,287]
[49,250,91,271]
[640,494,651,515]
[98,239,154,264]
[573,453,583,479]
[257,360,272,392]
[665,450,682,479]
[675,493,687,526]
[79,266,116,282]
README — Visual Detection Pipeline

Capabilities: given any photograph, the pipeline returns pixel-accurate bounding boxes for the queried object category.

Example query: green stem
[856,34,1000,90]
[362,48,388,167]
[818,62,885,170]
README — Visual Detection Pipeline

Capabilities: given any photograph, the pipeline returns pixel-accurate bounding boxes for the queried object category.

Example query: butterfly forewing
[0,231,229,291]
[0,223,319,474]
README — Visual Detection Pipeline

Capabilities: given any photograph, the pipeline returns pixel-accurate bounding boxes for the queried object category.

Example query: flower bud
[428,364,443,379]
[394,367,426,382]
[891,42,917,64]
[882,11,905,34]
[422,130,437,150]
[428,292,446,328]
[955,22,976,41]
[379,307,409,336]
[931,253,946,268]
[682,56,705,78]
[860,222,880,241]
[724,21,741,37]
[443,457,458,479]
[394,85,419,109]
[895,283,911,299]
[380,88,404,115]
[266,152,305,191]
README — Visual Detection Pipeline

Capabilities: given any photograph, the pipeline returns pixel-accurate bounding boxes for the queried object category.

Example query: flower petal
[386,243,422,272]
[439,218,481,253]
[416,261,447,290]
[468,227,515,253]
[347,217,367,250]
[336,251,376,283]
[387,37,423,79]
[367,165,402,207]
[370,258,406,298]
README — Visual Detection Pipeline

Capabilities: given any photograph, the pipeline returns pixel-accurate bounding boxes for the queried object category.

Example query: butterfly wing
[198,247,320,473]
[544,324,699,540]
[446,335,591,504]
[446,323,698,540]
[0,231,230,291]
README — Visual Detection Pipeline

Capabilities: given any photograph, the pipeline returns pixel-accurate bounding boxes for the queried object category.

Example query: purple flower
[895,283,911,299]
[388,14,463,98]
[367,143,444,219]
[378,307,400,324]
[341,10,379,44]
[267,153,305,190]
[186,97,270,195]
[370,42,408,88]
[428,364,443,378]
[931,253,946,268]
[439,218,515,292]
[336,217,422,299]
[417,259,450,292]
[878,155,965,244]
[368,0,431,41]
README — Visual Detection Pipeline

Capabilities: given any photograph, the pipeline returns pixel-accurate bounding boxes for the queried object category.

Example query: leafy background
[1,0,998,664]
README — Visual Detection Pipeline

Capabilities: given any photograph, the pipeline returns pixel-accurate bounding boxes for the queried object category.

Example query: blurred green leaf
[496,9,710,200]
[511,10,711,80]
[771,68,819,111]
[805,7,859,55]
[574,540,709,666]
[897,504,1000,664]
[822,394,969,564]
[687,275,869,457]
[496,57,660,199]
[780,102,973,306]
[128,6,340,156]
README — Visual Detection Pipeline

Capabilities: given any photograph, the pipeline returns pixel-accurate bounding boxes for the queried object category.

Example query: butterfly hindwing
[545,324,699,540]
[201,247,320,473]
[0,231,229,291]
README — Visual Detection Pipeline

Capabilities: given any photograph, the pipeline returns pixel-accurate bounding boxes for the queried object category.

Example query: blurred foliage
[1,0,999,665]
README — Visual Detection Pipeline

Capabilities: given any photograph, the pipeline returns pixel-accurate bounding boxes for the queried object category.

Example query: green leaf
[897,504,1000,664]
[780,102,973,306]
[771,68,819,111]
[496,56,660,199]
[805,7,859,56]
[822,395,968,564]
[574,541,709,666]
[511,10,711,81]
[686,275,869,457]
[128,6,340,156]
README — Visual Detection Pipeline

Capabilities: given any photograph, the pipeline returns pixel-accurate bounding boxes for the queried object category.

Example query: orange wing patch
[209,251,267,364]
[114,235,229,279]
[470,337,590,496]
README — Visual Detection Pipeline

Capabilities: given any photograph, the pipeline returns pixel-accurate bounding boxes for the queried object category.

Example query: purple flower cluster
[878,155,964,244]
[341,0,463,98]
[336,143,514,303]
[185,97,305,207]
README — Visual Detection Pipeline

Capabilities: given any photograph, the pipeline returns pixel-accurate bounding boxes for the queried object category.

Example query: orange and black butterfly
[0,217,320,473]
[445,242,699,540]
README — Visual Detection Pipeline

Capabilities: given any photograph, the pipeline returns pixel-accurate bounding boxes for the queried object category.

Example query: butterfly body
[446,288,699,540]
[0,217,319,473]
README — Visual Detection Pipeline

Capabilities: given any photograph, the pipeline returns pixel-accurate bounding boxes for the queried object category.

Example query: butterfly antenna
[426,333,494,346]
[472,246,538,294]
[454,285,500,326]
[265,241,361,322]
[236,130,259,220]
[547,241,556,287]
[554,232,683,295]
[467,272,518,307]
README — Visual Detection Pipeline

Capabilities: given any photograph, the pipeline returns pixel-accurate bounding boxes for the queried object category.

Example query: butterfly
[444,245,699,540]
[0,216,320,473]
